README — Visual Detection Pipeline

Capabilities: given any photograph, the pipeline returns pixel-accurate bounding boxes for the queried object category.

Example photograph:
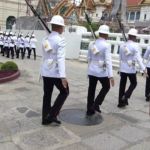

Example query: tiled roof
[127,0,142,6]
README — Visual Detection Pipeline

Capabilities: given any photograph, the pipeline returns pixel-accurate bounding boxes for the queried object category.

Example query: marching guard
[86,25,114,116]
[0,31,3,54]
[0,31,4,53]
[24,33,30,59]
[17,33,25,59]
[143,46,150,101]
[3,32,9,57]
[118,28,147,107]
[41,15,69,125]
[8,32,15,59]
[13,33,18,54]
[29,34,37,60]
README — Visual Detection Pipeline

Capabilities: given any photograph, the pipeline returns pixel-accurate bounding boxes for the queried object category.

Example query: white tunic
[3,36,9,47]
[18,37,25,48]
[119,40,145,73]
[143,46,150,68]
[15,37,19,47]
[24,37,30,48]
[88,38,113,78]
[41,31,66,78]
[30,38,37,49]
[8,36,15,47]
[0,35,3,45]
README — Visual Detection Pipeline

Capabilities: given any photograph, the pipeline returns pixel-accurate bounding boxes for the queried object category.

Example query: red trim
[0,71,20,84]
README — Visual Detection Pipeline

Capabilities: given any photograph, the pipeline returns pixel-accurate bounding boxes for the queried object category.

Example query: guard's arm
[57,38,66,78]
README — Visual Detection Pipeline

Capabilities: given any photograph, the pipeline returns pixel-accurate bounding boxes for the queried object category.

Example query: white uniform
[30,37,37,48]
[3,36,9,47]
[41,31,66,78]
[8,36,15,48]
[18,37,25,48]
[0,35,4,45]
[24,37,30,48]
[15,36,19,48]
[88,38,113,78]
[143,46,150,100]
[119,40,145,73]
[143,46,150,68]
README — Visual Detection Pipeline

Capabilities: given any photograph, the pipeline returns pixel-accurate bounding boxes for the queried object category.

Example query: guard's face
[132,36,137,42]
[59,26,64,34]
[99,33,108,39]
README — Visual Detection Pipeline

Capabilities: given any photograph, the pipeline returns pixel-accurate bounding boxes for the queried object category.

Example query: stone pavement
[0,55,150,150]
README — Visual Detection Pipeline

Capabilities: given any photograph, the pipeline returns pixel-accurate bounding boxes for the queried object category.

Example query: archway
[6,16,16,29]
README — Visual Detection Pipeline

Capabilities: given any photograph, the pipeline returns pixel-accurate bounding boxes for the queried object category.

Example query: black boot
[121,96,128,105]
[94,105,101,113]
[42,115,61,125]
[146,94,150,102]
[86,109,95,116]
[118,96,126,108]
[117,102,126,108]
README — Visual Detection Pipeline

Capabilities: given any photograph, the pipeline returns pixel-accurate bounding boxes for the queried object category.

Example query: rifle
[25,32,29,38]
[29,31,34,43]
[14,32,16,36]
[17,31,21,39]
[111,0,127,41]
[84,11,97,40]
[24,0,51,34]
[111,0,127,75]
[116,15,127,42]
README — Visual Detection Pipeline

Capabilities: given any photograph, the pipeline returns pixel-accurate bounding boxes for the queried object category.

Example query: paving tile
[56,142,91,150]
[13,127,80,150]
[136,121,150,129]
[123,110,150,121]
[0,142,19,150]
[110,125,150,143]
[0,122,11,142]
[83,133,127,150]
[127,140,150,150]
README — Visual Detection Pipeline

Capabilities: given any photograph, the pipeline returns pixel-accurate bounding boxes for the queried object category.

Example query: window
[120,38,124,41]
[80,42,89,50]
[68,27,76,33]
[117,46,120,54]
[136,11,140,20]
[144,14,147,20]
[129,12,135,21]
[111,45,114,53]
[137,39,140,43]
[144,39,149,44]
[109,37,116,40]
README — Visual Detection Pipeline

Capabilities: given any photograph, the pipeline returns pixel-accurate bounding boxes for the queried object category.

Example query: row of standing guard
[0,31,37,60]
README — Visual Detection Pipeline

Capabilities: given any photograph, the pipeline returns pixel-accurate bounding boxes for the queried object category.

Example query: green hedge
[1,61,18,71]
[0,62,4,70]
